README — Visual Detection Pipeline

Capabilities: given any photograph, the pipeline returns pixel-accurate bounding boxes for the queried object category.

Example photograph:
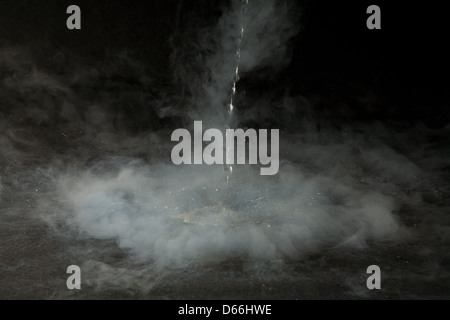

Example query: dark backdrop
[0,0,448,128]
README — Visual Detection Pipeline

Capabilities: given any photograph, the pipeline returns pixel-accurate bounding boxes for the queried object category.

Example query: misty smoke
[44,0,404,269]
[168,0,301,125]
[1,0,449,299]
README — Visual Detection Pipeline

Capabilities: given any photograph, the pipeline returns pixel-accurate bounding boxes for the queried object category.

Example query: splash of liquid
[225,0,249,186]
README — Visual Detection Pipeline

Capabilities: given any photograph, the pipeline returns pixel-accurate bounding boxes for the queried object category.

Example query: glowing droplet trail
[225,0,249,186]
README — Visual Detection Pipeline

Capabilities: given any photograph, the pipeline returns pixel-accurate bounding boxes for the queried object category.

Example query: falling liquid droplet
[225,0,249,187]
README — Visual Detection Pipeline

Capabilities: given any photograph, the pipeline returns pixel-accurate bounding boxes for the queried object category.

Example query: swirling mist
[0,0,449,299]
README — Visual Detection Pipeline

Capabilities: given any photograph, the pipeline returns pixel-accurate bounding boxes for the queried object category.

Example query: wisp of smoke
[168,0,301,126]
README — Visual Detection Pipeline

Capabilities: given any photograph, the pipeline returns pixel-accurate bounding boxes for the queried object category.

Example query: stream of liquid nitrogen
[225,0,249,186]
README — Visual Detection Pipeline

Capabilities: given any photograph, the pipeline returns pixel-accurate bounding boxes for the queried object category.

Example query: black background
[0,0,448,128]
